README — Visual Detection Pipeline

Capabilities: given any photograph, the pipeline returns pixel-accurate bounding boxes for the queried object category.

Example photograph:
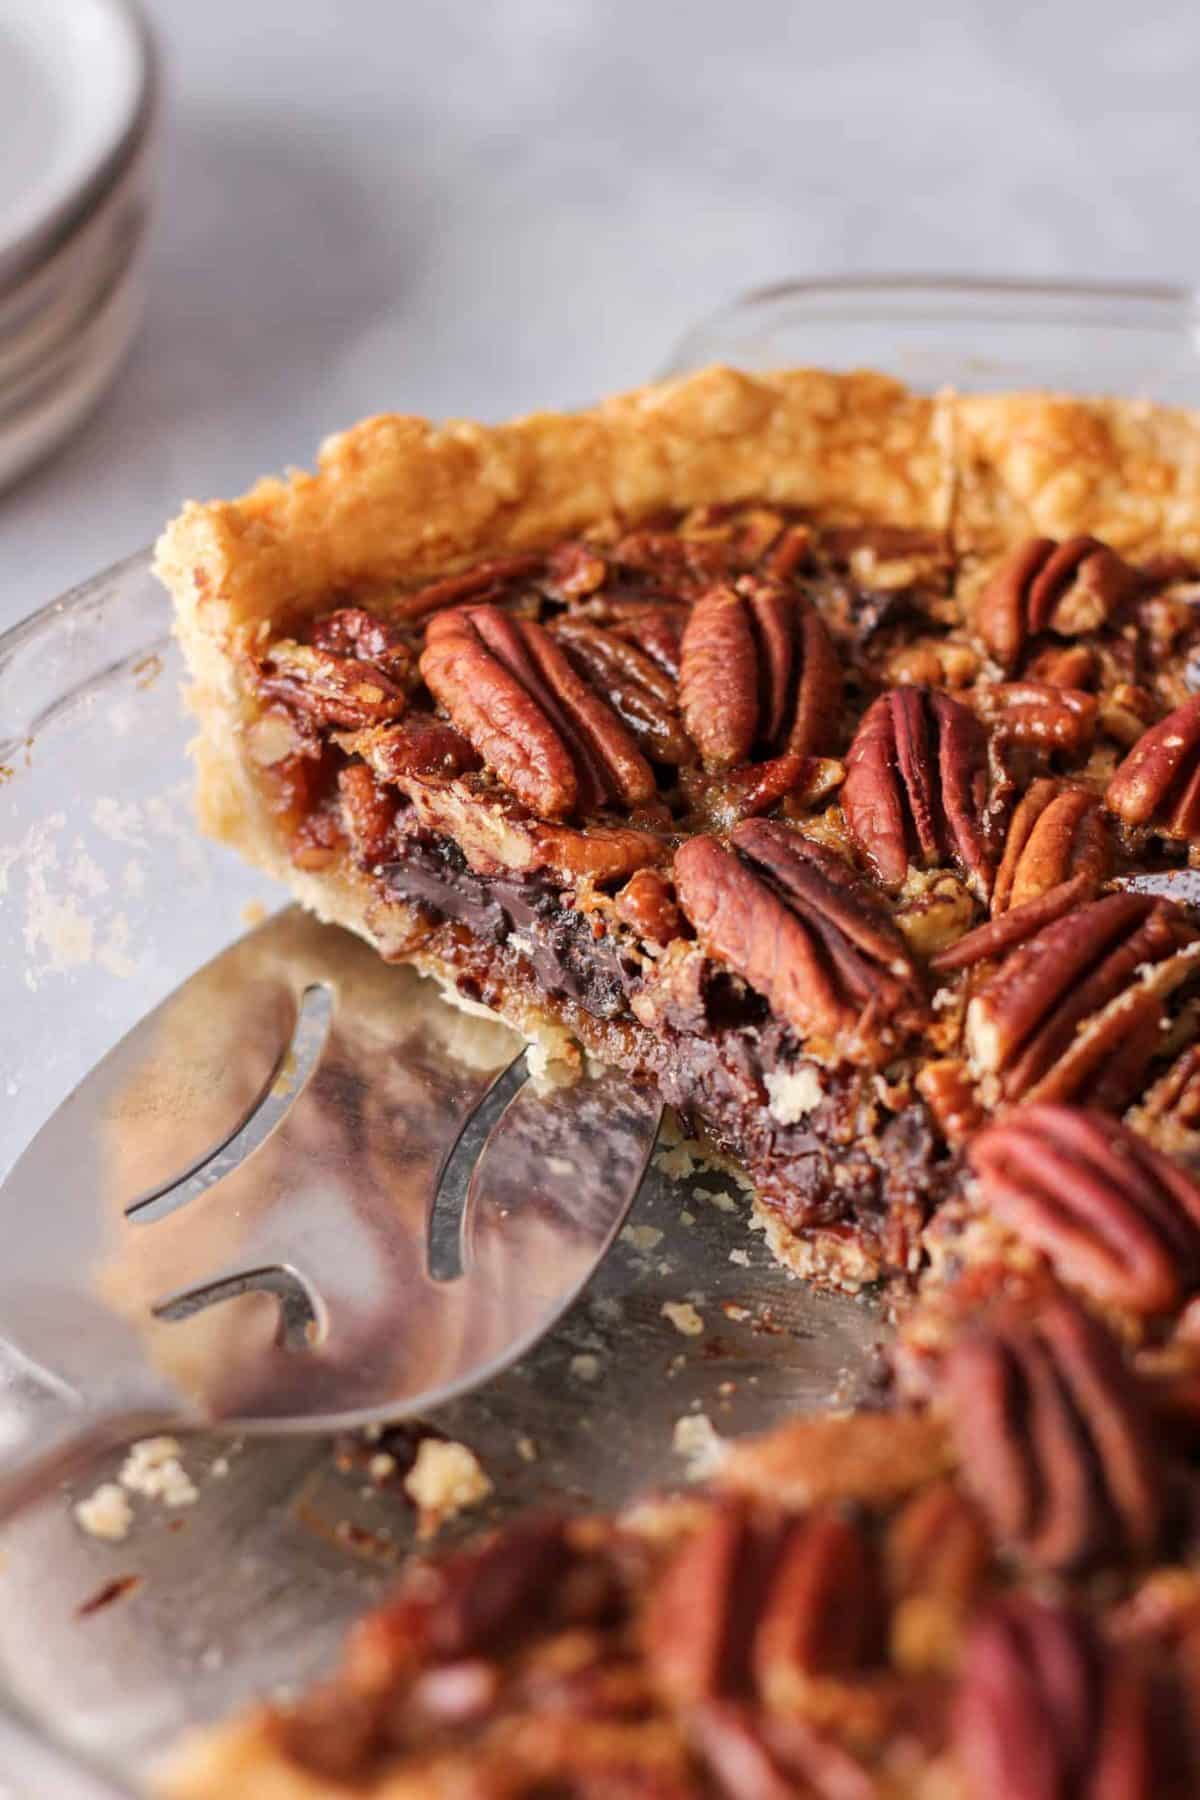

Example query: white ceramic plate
[0,231,146,490]
[0,0,150,289]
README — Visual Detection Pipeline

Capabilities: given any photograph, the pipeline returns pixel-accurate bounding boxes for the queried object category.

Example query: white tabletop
[0,0,1196,634]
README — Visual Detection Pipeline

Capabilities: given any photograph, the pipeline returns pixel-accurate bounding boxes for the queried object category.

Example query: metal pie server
[0,906,663,1520]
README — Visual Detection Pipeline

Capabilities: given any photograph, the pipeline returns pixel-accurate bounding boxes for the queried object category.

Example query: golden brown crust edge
[154,366,956,650]
[156,366,1200,652]
[953,387,1200,560]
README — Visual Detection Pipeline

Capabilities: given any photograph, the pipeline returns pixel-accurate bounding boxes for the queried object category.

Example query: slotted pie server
[0,904,663,1520]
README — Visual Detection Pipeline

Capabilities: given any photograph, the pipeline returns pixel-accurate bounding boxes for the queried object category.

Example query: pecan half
[967,1103,1200,1315]
[972,680,1098,756]
[339,716,481,781]
[674,820,922,1050]
[612,524,735,592]
[643,1501,881,1713]
[934,781,1114,973]
[974,535,1138,670]
[613,868,682,948]
[751,1509,882,1707]
[420,605,655,819]
[941,1297,1164,1570]
[841,687,993,898]
[964,892,1199,1106]
[953,1598,1157,1800]
[338,764,399,867]
[678,581,842,771]
[552,615,692,764]
[885,1480,991,1673]
[1106,695,1200,841]
[420,1516,574,1659]
[641,1502,757,1706]
[391,554,542,623]
[394,771,662,882]
[591,598,689,677]
[542,540,607,599]
[252,627,412,729]
[992,779,1110,916]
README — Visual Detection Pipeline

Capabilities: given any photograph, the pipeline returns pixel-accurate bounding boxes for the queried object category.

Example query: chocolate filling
[378,836,635,1019]
[371,835,946,1268]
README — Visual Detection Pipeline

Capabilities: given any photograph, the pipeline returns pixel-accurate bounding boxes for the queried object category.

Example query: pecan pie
[156,366,1200,1292]
[155,368,1200,1793]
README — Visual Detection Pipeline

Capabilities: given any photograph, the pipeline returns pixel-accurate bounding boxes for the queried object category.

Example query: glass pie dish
[3,277,1200,1796]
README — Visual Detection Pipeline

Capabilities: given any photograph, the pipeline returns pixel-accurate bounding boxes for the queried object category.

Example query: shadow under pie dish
[149,365,1200,1794]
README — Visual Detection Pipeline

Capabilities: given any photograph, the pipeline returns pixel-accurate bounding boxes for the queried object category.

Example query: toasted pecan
[421,605,655,818]
[1107,694,1200,841]
[967,1104,1200,1315]
[842,686,993,898]
[964,893,1200,1108]
[941,1297,1164,1571]
[674,821,922,1050]
[678,580,842,772]
[973,535,1138,671]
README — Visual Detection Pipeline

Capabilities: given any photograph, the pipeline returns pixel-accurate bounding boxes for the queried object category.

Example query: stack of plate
[0,0,156,492]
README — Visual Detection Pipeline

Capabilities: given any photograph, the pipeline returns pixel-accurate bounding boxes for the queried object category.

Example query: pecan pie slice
[157,368,1200,1295]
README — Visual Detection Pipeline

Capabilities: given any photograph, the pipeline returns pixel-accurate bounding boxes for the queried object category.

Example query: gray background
[2,0,1198,630]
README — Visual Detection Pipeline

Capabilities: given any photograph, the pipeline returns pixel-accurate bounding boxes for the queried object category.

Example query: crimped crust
[157,367,1200,649]
[156,368,955,643]
[954,389,1200,561]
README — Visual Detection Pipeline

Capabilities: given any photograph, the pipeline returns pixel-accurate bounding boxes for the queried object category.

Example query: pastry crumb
[661,1300,704,1337]
[404,1439,493,1539]
[120,1436,198,1507]
[569,1352,602,1382]
[622,1223,663,1252]
[74,1482,133,1542]
[516,1435,539,1463]
[764,1063,824,1124]
[672,1412,724,1477]
[696,1186,737,1214]
[728,1247,751,1267]
[652,1138,706,1179]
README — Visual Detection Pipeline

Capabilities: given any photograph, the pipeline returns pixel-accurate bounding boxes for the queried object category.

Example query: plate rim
[0,0,157,293]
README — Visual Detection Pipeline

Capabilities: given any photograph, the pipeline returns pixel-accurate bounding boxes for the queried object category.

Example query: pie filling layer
[232,501,1200,1290]
[157,377,1200,1798]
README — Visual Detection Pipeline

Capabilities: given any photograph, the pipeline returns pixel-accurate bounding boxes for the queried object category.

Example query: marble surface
[1,0,1198,632]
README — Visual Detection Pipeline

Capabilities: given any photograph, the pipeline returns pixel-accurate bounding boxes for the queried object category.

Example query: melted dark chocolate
[378,837,634,1019]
